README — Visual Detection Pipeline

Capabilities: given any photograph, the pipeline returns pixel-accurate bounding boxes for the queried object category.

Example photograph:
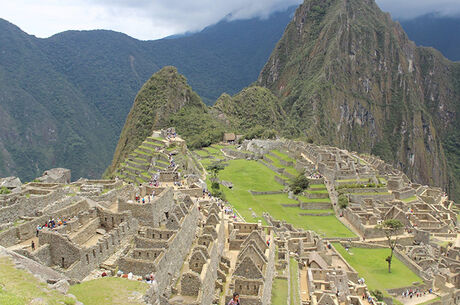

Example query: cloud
[0,0,302,40]
[0,0,459,40]
[376,0,460,19]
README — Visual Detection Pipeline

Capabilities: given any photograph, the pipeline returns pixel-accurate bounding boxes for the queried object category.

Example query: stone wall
[261,230,276,305]
[143,202,200,303]
[0,188,68,224]
[197,216,225,305]
[394,249,429,281]
[300,202,332,210]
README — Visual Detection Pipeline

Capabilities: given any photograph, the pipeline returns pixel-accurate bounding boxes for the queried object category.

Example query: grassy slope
[271,278,288,305]
[218,160,354,237]
[0,256,76,305]
[333,243,422,290]
[68,277,148,305]
[290,257,301,305]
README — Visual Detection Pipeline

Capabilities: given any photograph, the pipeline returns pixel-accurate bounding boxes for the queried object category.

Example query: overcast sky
[0,0,459,40]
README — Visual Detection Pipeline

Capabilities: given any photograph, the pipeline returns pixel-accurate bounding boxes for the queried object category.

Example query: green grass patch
[333,243,423,290]
[308,184,327,189]
[217,160,354,238]
[402,196,417,203]
[0,256,77,305]
[68,277,148,305]
[271,150,295,163]
[265,154,299,177]
[305,189,329,194]
[271,278,288,305]
[297,196,331,203]
[290,257,300,305]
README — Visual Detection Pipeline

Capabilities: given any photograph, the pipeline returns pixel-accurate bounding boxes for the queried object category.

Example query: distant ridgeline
[0,7,294,182]
[108,0,460,203]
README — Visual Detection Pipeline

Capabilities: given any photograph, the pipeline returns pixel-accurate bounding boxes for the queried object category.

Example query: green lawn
[402,196,417,203]
[68,277,148,305]
[217,160,355,237]
[271,150,295,163]
[271,278,288,305]
[297,196,331,203]
[305,189,329,194]
[333,244,422,291]
[309,184,327,189]
[264,154,299,177]
[0,256,76,305]
[290,257,300,305]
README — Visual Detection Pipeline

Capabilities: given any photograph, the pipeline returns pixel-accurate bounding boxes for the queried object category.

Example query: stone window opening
[61,257,65,268]
[165,212,169,219]
[105,217,107,222]
[160,234,162,239]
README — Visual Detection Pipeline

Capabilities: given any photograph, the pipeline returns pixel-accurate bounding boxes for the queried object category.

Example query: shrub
[338,194,349,210]
[371,290,384,301]
[290,174,310,195]
[0,187,11,195]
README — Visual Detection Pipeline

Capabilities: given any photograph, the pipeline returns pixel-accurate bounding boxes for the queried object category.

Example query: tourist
[228,292,240,305]
[142,198,145,204]
[36,225,41,237]
[31,240,35,251]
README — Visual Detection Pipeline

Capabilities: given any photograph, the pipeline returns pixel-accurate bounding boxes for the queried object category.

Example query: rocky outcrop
[37,168,71,184]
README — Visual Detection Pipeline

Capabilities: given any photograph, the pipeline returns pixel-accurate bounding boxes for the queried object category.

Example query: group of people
[401,288,433,299]
[165,128,177,141]
[309,172,323,179]
[135,191,155,204]
[36,218,68,236]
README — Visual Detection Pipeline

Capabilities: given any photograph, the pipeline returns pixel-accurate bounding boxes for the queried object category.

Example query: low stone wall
[249,191,284,196]
[349,193,393,203]
[394,249,430,281]
[223,148,254,160]
[274,176,289,186]
[258,160,283,174]
[300,202,332,210]
[177,188,202,198]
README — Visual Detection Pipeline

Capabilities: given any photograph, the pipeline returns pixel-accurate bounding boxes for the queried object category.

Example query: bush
[338,194,349,210]
[290,174,310,195]
[371,290,384,301]
[0,187,11,195]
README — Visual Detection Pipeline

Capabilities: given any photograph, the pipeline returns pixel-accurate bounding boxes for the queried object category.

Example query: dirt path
[299,267,310,303]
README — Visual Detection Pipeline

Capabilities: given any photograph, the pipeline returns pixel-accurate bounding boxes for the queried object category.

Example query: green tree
[378,219,404,273]
[338,194,349,210]
[207,162,225,182]
[290,173,309,195]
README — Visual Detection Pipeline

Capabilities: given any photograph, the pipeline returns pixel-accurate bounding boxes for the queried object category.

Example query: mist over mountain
[400,13,460,61]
